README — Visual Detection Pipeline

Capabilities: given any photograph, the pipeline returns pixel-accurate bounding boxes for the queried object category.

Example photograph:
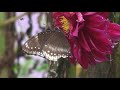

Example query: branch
[0,12,28,27]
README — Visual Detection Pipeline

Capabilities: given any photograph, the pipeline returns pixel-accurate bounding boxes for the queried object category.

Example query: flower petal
[98,12,110,18]
[78,50,89,69]
[85,33,109,61]
[79,30,91,52]
[76,12,84,22]
[86,14,109,30]
[72,22,79,37]
[87,27,112,53]
[108,23,120,41]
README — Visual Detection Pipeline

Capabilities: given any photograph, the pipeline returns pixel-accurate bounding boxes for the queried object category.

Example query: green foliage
[115,44,120,77]
[18,59,34,77]
[13,59,35,77]
[112,12,120,24]
[112,12,120,77]
[0,30,5,56]
[13,64,19,74]
[36,64,48,72]
[0,67,9,78]
[0,12,5,56]
[0,12,5,22]
[67,64,76,78]
[13,58,48,77]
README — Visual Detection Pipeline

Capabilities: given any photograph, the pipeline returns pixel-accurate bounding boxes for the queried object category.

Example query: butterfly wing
[22,30,71,61]
[22,31,53,57]
[42,30,71,61]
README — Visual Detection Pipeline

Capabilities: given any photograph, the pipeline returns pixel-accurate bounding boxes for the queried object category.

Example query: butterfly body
[22,29,71,61]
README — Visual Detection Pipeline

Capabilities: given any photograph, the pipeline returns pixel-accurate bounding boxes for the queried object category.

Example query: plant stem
[47,60,59,78]
[0,12,28,27]
[47,58,70,78]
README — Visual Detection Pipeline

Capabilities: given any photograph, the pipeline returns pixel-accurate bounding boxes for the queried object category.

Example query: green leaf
[18,59,34,77]
[36,64,48,72]
[13,64,19,74]
[67,64,76,78]
[0,12,5,56]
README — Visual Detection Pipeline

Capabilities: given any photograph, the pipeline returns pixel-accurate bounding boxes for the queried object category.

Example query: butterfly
[22,29,71,61]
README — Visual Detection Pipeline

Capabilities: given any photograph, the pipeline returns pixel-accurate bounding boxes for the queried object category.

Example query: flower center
[60,16,70,33]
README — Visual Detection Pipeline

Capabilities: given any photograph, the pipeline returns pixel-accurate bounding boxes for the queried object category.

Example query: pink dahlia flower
[52,12,120,69]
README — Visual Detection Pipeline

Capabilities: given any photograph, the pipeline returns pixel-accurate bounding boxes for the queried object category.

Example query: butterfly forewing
[42,30,71,61]
[23,31,53,57]
[38,30,55,51]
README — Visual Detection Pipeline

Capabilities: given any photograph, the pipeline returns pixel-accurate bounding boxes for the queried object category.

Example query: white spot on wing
[47,50,50,53]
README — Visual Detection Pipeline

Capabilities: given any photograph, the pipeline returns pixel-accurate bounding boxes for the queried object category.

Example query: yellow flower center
[60,16,70,33]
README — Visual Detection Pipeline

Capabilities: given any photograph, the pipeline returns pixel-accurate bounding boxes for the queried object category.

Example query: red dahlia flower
[52,12,120,69]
